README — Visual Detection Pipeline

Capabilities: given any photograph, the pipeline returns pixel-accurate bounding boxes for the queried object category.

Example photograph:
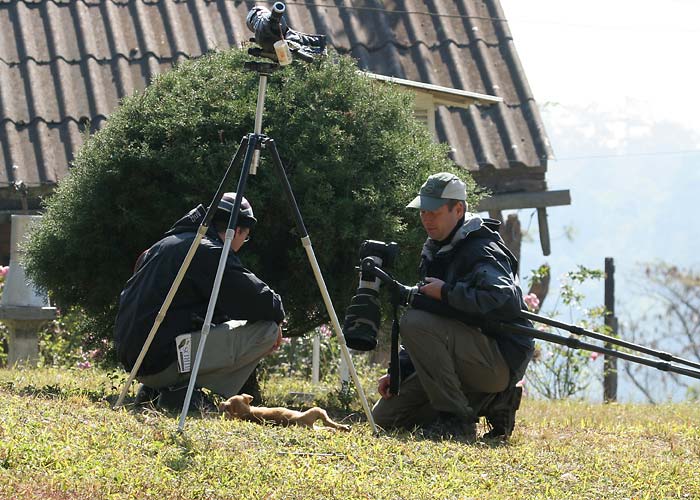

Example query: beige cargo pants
[372,309,509,430]
[138,319,279,398]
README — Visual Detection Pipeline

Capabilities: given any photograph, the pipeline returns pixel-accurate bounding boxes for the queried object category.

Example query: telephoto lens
[343,241,399,351]
[246,4,289,51]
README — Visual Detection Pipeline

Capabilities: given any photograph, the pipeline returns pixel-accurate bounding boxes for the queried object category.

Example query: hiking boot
[134,384,159,406]
[423,412,478,443]
[482,386,523,440]
[156,386,216,413]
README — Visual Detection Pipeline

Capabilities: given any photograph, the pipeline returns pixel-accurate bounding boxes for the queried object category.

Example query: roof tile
[0,0,552,194]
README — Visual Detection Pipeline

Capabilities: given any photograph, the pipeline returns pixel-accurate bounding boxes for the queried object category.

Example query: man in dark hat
[371,173,534,441]
[114,193,285,409]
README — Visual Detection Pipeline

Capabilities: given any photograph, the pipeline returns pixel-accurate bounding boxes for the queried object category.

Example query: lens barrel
[271,2,286,22]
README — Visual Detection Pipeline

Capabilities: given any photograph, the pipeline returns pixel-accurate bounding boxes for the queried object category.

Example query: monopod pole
[521,310,700,371]
[114,137,249,409]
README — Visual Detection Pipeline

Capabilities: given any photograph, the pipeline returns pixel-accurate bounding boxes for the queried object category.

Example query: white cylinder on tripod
[312,330,320,385]
[274,40,292,66]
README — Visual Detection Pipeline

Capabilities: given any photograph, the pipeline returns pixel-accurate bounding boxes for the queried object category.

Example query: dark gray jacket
[403,214,534,380]
[114,205,285,375]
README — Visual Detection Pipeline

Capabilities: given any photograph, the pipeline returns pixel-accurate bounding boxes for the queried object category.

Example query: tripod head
[243,61,280,76]
[243,2,326,174]
[360,257,418,307]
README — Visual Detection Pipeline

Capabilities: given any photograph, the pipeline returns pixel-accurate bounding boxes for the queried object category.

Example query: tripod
[114,60,378,434]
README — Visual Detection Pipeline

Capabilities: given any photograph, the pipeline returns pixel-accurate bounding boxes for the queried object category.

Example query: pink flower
[523,293,540,311]
[590,352,601,361]
[76,361,92,369]
[319,324,332,337]
[0,266,9,277]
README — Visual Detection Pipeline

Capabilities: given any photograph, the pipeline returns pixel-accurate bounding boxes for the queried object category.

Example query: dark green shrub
[24,48,477,344]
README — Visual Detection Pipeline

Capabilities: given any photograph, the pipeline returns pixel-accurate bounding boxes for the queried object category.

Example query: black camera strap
[389,303,401,396]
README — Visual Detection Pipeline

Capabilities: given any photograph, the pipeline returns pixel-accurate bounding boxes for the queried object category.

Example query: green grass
[0,367,698,499]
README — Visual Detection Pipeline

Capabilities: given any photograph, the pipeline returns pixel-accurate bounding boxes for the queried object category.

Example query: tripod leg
[264,138,379,434]
[114,136,250,409]
[177,134,259,431]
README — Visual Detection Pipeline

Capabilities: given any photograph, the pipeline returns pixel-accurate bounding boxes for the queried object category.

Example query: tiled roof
[0,0,553,207]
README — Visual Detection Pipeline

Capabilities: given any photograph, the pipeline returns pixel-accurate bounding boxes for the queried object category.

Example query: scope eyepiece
[271,2,286,22]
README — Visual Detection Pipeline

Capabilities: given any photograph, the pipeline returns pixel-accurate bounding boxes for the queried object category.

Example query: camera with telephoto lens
[246,2,326,63]
[343,240,419,351]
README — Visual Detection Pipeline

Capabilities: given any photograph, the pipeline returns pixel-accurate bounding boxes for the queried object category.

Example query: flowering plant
[525,266,608,400]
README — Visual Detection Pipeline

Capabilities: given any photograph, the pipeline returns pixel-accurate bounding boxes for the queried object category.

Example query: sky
[500,0,700,132]
[497,0,700,401]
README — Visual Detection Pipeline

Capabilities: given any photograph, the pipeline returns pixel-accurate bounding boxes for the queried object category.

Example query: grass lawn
[0,367,698,499]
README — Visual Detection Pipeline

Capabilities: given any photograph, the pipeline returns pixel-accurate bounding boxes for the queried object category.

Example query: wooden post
[604,257,618,402]
[502,214,522,263]
[489,211,522,264]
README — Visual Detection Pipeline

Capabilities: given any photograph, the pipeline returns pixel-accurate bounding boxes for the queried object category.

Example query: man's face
[231,227,251,253]
[420,202,464,241]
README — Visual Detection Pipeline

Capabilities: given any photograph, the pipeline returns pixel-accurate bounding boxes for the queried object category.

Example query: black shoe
[424,412,477,443]
[482,386,523,440]
[134,384,159,406]
[157,386,216,413]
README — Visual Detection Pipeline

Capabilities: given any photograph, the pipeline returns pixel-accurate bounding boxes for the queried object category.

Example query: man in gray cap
[114,192,285,410]
[372,172,534,441]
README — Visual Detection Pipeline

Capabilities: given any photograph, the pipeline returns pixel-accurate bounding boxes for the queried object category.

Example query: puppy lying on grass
[219,394,350,432]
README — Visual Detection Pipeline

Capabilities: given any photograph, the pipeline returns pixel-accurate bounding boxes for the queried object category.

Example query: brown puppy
[219,394,350,432]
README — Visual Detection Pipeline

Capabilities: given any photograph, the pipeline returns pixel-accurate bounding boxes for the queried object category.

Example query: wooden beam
[476,190,569,257]
[360,71,502,108]
[476,189,570,212]
[537,207,551,256]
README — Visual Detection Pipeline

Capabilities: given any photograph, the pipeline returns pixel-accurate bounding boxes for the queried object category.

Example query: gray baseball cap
[218,192,257,228]
[406,172,467,210]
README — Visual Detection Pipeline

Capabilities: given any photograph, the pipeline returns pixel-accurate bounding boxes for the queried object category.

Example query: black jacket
[114,205,285,375]
[402,214,534,380]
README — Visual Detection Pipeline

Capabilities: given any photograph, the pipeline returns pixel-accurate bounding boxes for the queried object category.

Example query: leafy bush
[38,307,115,369]
[23,48,476,346]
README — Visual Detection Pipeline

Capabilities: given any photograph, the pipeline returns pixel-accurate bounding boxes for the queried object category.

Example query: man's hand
[267,325,283,354]
[377,374,393,399]
[420,277,445,300]
[274,325,283,349]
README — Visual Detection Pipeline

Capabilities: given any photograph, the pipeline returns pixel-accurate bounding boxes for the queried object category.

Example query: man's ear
[242,393,254,404]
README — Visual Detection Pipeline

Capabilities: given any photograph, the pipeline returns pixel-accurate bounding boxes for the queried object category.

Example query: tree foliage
[623,263,700,402]
[23,48,477,343]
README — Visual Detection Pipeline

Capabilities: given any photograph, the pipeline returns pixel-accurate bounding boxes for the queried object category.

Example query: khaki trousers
[138,319,278,398]
[372,309,509,429]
